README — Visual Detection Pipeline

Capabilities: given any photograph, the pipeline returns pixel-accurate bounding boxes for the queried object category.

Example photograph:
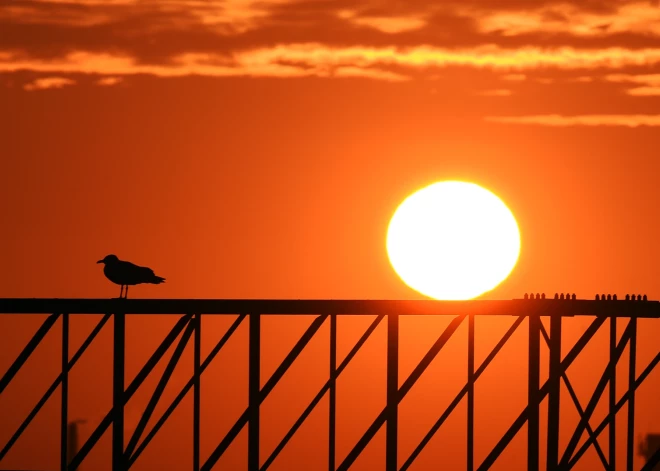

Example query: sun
[386,181,521,300]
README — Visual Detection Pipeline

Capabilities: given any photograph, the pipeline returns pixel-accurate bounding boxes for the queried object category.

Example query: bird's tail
[151,276,166,284]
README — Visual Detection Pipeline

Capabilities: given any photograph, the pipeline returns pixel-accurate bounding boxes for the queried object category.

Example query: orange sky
[1,0,660,470]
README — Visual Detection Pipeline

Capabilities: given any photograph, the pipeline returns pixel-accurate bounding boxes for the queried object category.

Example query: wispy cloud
[485,114,660,127]
[625,87,660,96]
[1,0,292,34]
[5,44,660,82]
[97,76,123,86]
[338,10,427,34]
[0,5,113,26]
[477,88,512,96]
[34,0,136,4]
[23,76,76,90]
[606,73,660,95]
[184,0,293,33]
[3,0,660,103]
[332,66,408,81]
[470,2,660,38]
[571,76,594,83]
[20,0,660,40]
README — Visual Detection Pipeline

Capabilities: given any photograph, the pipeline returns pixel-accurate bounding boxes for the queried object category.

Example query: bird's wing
[117,260,154,282]
[119,260,145,273]
[137,266,156,278]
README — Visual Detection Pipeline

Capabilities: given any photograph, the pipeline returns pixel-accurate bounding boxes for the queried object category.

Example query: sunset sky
[2,0,660,470]
[3,0,660,300]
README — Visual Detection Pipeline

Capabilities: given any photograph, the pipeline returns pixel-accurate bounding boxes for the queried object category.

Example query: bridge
[1,297,659,471]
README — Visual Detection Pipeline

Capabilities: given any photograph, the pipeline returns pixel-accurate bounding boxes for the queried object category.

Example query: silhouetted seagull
[97,255,165,299]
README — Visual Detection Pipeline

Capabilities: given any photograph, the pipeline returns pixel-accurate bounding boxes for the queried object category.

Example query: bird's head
[97,254,119,265]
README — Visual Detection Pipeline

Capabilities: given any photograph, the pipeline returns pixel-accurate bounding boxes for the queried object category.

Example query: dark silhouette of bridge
[1,296,660,471]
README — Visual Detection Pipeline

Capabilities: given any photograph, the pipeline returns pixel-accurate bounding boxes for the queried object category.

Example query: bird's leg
[125,286,129,299]
[118,285,124,299]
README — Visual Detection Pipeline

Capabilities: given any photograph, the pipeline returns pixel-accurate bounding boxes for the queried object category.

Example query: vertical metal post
[61,313,69,471]
[249,313,261,471]
[547,312,561,471]
[386,313,399,471]
[609,315,616,471]
[113,312,125,471]
[329,313,336,471]
[528,312,540,471]
[193,314,201,471]
[467,314,475,471]
[626,316,637,471]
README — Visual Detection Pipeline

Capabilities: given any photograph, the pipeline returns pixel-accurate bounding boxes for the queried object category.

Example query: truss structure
[1,297,659,471]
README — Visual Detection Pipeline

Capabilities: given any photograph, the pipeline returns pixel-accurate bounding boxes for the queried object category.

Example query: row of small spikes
[524,293,576,300]
[523,293,650,301]
[595,294,648,301]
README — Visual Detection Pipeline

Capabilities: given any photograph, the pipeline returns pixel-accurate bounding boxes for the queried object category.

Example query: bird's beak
[96,260,103,264]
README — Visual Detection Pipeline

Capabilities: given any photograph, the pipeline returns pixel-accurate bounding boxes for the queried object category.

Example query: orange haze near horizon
[1,0,660,470]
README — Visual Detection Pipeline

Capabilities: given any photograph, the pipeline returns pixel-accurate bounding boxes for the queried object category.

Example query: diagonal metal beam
[473,316,526,379]
[569,351,660,468]
[128,314,247,468]
[641,445,660,471]
[558,320,633,467]
[401,315,526,471]
[259,314,328,399]
[0,313,60,394]
[124,317,196,463]
[336,314,467,471]
[561,368,609,469]
[539,323,609,470]
[260,314,386,471]
[477,315,607,471]
[201,313,329,471]
[398,314,468,399]
[0,313,111,462]
[69,314,193,471]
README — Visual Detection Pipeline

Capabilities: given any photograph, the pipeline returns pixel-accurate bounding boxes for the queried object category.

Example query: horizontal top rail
[0,298,659,317]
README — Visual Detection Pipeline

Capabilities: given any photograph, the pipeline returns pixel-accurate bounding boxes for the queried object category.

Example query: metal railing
[1,297,659,471]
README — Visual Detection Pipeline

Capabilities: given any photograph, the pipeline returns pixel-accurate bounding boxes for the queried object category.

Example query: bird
[97,254,165,299]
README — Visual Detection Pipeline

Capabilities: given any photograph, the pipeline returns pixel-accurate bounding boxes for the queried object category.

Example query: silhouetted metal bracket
[558,319,634,468]
[400,315,525,471]
[477,314,608,470]
[0,313,60,395]
[128,314,246,468]
[260,314,385,471]
[69,313,193,470]
[568,352,660,468]
[539,322,608,469]
[0,313,110,462]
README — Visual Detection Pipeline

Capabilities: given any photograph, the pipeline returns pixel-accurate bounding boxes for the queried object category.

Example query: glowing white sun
[386,181,521,300]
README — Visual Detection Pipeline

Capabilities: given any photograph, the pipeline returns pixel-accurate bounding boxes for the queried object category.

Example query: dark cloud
[1,0,660,90]
[1,0,659,63]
